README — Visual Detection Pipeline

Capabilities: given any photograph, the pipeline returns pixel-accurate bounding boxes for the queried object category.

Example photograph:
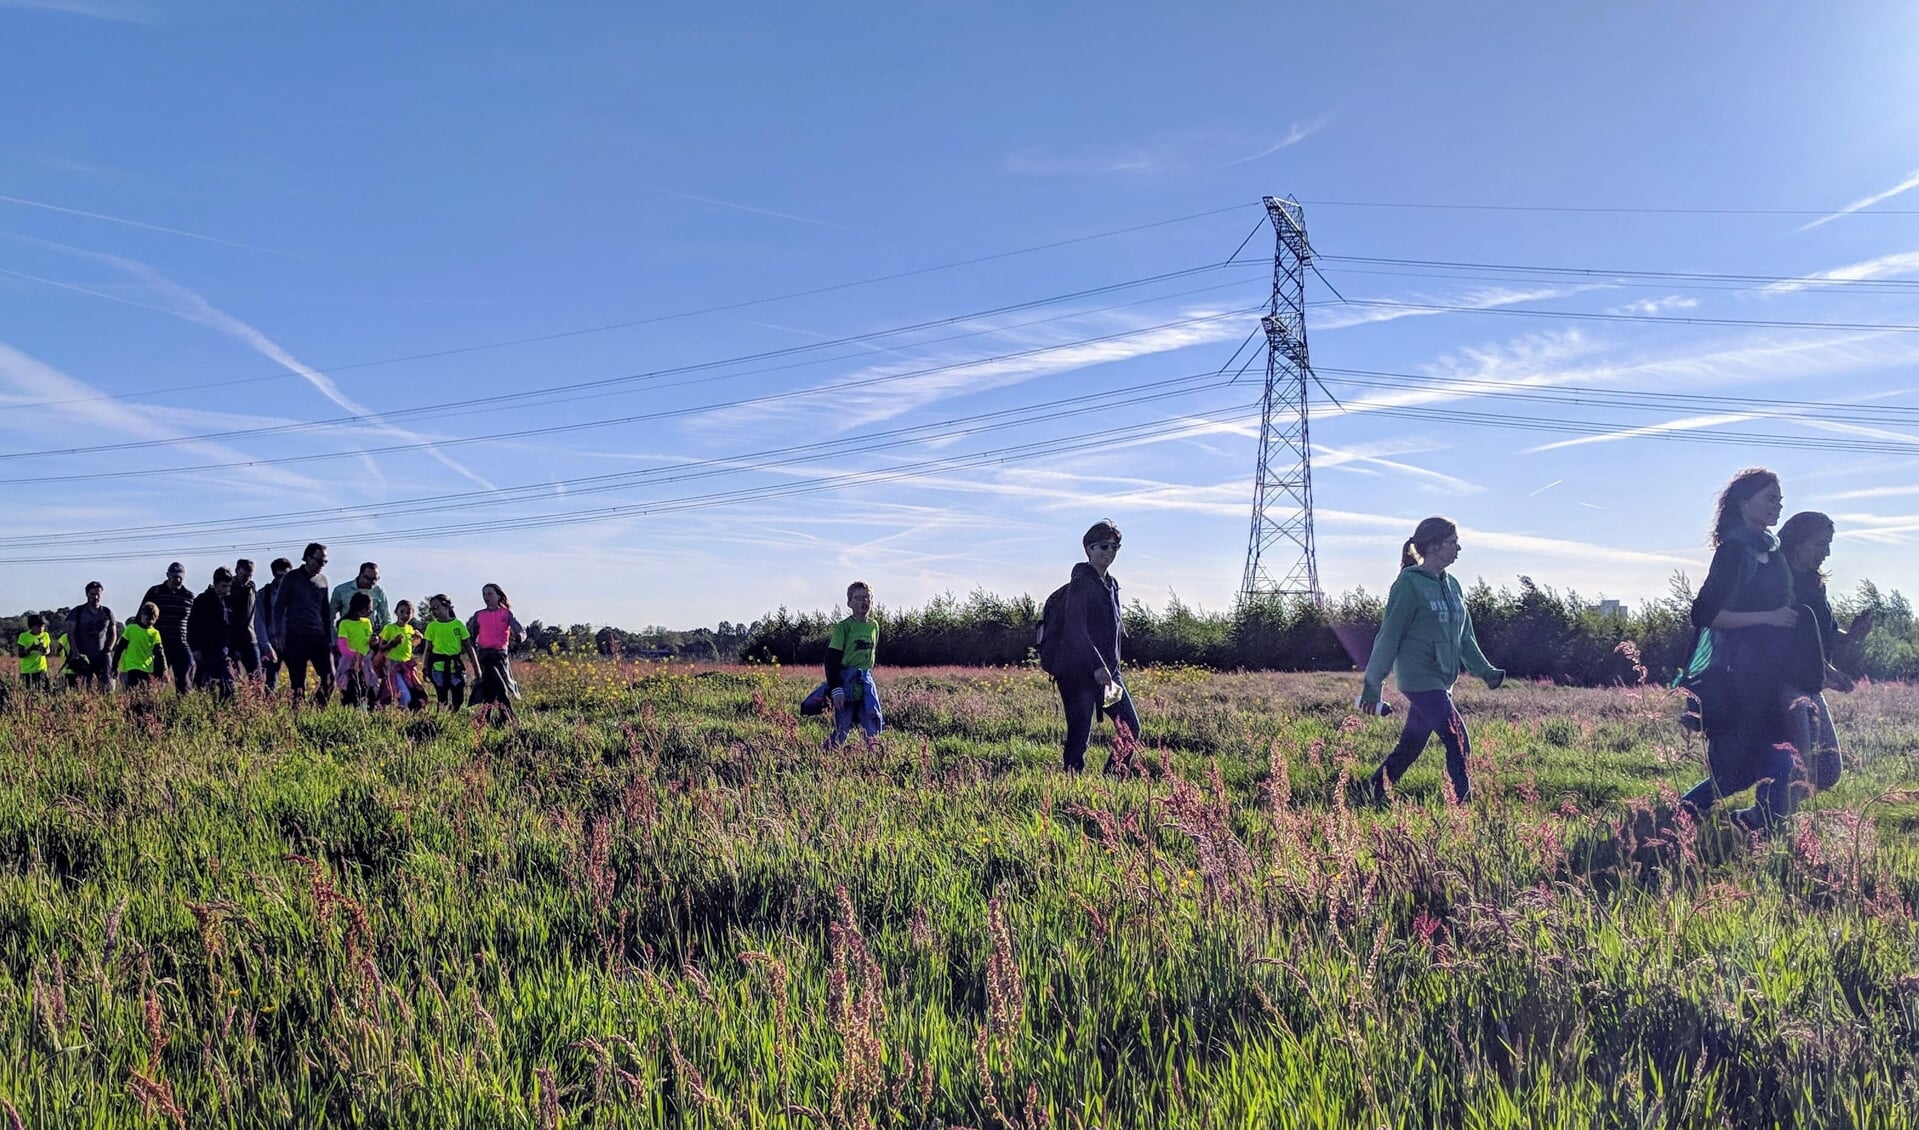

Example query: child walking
[825,581,884,749]
[116,603,165,690]
[334,591,378,707]
[377,599,427,710]
[16,615,51,691]
[466,583,525,721]
[421,594,473,710]
[1359,516,1506,804]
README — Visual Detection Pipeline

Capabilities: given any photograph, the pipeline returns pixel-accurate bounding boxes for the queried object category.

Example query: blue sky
[4,3,1919,629]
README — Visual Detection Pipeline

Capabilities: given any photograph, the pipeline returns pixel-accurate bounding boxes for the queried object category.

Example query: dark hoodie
[187,586,231,654]
[1057,562,1123,681]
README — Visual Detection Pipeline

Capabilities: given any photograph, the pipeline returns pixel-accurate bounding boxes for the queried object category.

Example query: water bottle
[1354,695,1393,717]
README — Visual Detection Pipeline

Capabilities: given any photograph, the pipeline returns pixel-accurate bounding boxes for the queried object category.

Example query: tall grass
[2,658,1917,1126]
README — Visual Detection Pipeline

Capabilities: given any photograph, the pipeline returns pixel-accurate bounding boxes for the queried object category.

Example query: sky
[4,3,1919,629]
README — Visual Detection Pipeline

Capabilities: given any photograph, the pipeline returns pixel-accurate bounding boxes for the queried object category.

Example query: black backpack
[1035,581,1073,675]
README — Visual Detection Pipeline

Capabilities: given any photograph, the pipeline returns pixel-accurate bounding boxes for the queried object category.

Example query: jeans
[161,637,192,693]
[828,668,884,746]
[1373,688,1473,802]
[1058,673,1141,773]
[1788,691,1842,792]
[1682,685,1805,824]
[230,639,261,678]
[193,648,233,696]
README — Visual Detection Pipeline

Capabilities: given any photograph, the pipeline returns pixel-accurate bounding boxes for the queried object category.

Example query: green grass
[2,660,1918,1128]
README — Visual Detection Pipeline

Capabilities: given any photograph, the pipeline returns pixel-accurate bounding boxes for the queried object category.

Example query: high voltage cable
[0,306,1261,478]
[1,261,1265,459]
[1317,298,1919,333]
[1315,263,1919,300]
[1317,253,1919,290]
[1314,368,1919,427]
[1356,404,1919,455]
[5,200,1261,411]
[1299,198,1919,218]
[6,368,1240,545]
[0,408,1256,565]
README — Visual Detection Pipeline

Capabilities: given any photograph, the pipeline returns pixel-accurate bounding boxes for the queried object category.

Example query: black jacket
[226,581,258,646]
[187,587,231,654]
[1057,563,1123,681]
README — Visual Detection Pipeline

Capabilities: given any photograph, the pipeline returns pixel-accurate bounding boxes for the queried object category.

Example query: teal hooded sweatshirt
[1362,566,1503,695]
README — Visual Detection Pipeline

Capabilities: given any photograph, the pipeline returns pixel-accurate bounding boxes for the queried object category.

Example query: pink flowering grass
[0,664,1916,1125]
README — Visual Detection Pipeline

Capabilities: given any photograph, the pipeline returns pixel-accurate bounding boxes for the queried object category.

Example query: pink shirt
[467,607,522,650]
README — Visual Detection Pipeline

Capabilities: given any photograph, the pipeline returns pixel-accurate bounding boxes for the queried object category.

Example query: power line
[4,200,1261,411]
[0,306,1261,478]
[1317,252,1919,290]
[1314,366,1919,426]
[1299,198,1919,218]
[1315,263,1919,300]
[5,368,1242,545]
[1316,298,1919,334]
[1,261,1265,459]
[1352,403,1919,456]
[0,407,1257,565]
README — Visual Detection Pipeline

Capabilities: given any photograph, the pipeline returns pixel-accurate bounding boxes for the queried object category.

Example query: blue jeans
[1374,688,1472,802]
[1682,685,1804,824]
[830,669,884,746]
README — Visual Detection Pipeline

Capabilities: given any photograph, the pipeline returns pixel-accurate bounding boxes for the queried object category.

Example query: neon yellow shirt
[379,622,418,662]
[422,618,470,656]
[17,631,50,675]
[120,625,161,673]
[828,616,878,671]
[337,617,373,655]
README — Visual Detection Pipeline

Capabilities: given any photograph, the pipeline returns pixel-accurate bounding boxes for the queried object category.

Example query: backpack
[1035,581,1073,675]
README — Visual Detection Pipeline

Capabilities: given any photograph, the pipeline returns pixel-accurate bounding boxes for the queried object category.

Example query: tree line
[13,575,1916,686]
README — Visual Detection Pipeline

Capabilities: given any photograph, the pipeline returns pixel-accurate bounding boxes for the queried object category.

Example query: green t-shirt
[828,616,878,671]
[338,617,373,655]
[17,631,49,675]
[120,624,161,673]
[380,623,417,663]
[423,618,470,656]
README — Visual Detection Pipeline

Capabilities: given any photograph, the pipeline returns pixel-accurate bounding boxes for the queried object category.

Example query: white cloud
[1311,285,1597,331]
[1527,412,1761,452]
[1797,169,1919,232]
[1313,438,1483,494]
[1224,118,1332,166]
[1762,249,1919,292]
[1610,295,1699,315]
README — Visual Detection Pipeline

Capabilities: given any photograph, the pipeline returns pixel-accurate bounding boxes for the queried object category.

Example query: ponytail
[1400,539,1420,569]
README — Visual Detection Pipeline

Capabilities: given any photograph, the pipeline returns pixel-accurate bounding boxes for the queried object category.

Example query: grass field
[3,660,1918,1128]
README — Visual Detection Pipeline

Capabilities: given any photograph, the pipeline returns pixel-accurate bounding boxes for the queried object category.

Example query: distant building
[1591,599,1628,619]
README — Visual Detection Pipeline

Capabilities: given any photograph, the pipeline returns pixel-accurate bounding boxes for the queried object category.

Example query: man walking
[66,581,119,690]
[140,562,197,692]
[255,558,290,691]
[227,558,263,683]
[330,561,390,632]
[271,543,335,706]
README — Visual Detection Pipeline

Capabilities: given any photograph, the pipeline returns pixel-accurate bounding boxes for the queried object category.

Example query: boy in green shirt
[17,615,51,691]
[825,581,883,749]
[116,603,165,690]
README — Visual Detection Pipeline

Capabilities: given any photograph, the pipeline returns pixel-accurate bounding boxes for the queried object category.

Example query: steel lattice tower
[1239,195,1321,602]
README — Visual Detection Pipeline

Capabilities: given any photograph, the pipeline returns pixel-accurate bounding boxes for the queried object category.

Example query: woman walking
[1679,468,1823,827]
[1358,516,1505,804]
[466,583,525,721]
[1777,510,1872,793]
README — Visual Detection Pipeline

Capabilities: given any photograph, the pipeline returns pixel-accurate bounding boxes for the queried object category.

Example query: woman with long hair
[1358,516,1505,803]
[467,583,526,721]
[1679,468,1822,827]
[1777,510,1873,793]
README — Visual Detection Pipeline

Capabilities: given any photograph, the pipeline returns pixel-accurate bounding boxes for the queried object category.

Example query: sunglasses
[1090,541,1121,552]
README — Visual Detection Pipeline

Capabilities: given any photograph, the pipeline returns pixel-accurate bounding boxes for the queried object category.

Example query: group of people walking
[1353,467,1865,828]
[12,481,1872,820]
[17,542,528,718]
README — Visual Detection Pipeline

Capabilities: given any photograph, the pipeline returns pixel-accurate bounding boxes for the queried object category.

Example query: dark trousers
[1057,673,1141,773]
[161,637,192,693]
[230,639,261,678]
[282,636,334,703]
[1374,688,1473,802]
[73,651,112,690]
[1682,681,1801,824]
[193,648,233,696]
